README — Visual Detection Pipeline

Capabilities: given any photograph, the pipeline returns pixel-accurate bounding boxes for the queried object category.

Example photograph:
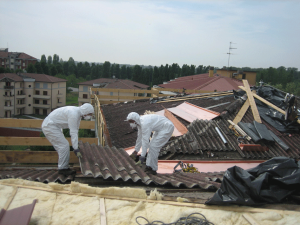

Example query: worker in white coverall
[126,112,174,175]
[42,103,94,176]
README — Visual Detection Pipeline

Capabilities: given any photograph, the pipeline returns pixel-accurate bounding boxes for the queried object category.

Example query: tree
[190,64,196,75]
[152,66,159,85]
[47,56,52,65]
[53,54,59,65]
[103,61,111,78]
[41,54,47,63]
[34,61,43,74]
[120,65,126,79]
[68,57,76,76]
[50,65,58,76]
[196,65,203,74]
[26,63,37,73]
[56,63,64,74]
[132,65,142,82]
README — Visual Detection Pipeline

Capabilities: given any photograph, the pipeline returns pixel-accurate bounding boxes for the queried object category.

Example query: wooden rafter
[242,80,262,123]
[0,119,95,129]
[0,137,98,146]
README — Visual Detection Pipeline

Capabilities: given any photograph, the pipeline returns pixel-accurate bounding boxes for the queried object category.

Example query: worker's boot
[58,168,76,176]
[144,166,157,175]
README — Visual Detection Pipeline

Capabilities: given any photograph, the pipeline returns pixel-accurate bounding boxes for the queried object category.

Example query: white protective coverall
[127,112,174,171]
[42,103,94,170]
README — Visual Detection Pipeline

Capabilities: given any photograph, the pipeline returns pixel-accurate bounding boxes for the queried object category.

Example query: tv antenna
[226,42,237,68]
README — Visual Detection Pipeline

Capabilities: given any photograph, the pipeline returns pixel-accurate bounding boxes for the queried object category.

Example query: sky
[1,0,300,70]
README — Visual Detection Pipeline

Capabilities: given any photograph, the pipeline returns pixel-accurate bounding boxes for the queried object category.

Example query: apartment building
[216,69,257,85]
[0,48,37,71]
[0,73,67,118]
[78,78,149,105]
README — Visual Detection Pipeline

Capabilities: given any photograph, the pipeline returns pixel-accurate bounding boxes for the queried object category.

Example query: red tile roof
[78,78,149,89]
[23,73,67,83]
[0,73,24,82]
[158,73,243,92]
[0,52,37,60]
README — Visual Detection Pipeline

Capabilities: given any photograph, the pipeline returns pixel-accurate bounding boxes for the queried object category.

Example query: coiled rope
[136,213,214,225]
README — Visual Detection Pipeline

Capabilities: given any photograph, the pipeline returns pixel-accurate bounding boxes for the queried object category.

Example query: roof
[21,73,67,83]
[100,87,300,162]
[0,73,67,83]
[78,78,149,89]
[0,169,74,183]
[78,141,223,189]
[0,52,37,60]
[158,73,243,92]
[101,94,235,149]
[0,73,24,82]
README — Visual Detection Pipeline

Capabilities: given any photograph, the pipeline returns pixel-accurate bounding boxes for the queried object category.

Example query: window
[28,104,31,106]
[58,83,60,88]
[35,99,39,104]
[43,83,48,89]
[35,90,40,95]
[83,86,88,92]
[18,100,20,104]
[43,109,47,115]
[43,91,47,96]
[43,100,47,105]
[17,91,19,95]
[28,95,31,97]
[83,94,88,99]
[5,92,7,96]
[28,85,31,88]
[35,109,39,115]
[58,90,59,94]
[110,92,113,96]
[35,83,40,88]
[23,63,25,66]
[6,82,10,86]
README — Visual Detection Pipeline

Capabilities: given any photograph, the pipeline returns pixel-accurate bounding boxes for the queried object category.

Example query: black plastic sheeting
[205,157,300,206]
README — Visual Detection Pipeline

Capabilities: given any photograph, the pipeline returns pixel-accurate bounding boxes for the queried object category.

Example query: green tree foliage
[103,61,111,78]
[120,65,127,79]
[53,54,59,65]
[47,55,52,65]
[26,63,36,73]
[34,61,43,74]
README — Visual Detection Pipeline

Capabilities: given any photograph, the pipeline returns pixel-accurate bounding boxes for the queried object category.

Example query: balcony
[4,105,14,110]
[3,95,14,98]
[16,104,26,108]
[57,94,63,98]
[33,104,51,109]
[15,62,21,65]
[16,94,26,99]
[78,97,90,103]
[33,95,51,99]
[4,86,14,89]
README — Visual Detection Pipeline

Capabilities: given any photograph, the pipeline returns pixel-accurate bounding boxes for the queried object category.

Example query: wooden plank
[238,86,285,114]
[3,187,18,210]
[231,99,250,128]
[242,80,262,123]
[0,119,95,129]
[91,88,158,94]
[164,109,188,135]
[2,183,299,215]
[155,88,213,93]
[0,151,79,163]
[99,198,107,225]
[92,95,153,100]
[243,213,260,225]
[158,92,232,103]
[0,137,98,146]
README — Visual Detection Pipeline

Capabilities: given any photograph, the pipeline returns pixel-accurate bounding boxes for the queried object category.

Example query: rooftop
[78,78,149,89]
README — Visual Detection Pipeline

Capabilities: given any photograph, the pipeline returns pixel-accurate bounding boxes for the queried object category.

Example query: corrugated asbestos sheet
[160,108,300,160]
[78,141,223,190]
[0,169,74,183]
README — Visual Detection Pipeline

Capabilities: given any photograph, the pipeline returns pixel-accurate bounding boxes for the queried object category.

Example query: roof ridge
[193,75,221,90]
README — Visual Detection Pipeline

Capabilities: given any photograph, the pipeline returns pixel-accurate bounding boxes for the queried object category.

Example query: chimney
[209,67,214,77]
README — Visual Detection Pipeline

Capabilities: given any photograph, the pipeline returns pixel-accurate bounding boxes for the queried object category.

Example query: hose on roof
[136,212,214,225]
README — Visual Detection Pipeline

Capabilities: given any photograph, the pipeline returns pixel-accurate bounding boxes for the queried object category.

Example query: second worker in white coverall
[42,103,94,176]
[126,112,174,175]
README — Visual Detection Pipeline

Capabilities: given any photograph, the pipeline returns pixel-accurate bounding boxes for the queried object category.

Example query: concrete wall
[216,69,257,86]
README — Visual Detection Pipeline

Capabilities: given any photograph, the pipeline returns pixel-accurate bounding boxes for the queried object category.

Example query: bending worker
[126,112,174,175]
[42,103,94,176]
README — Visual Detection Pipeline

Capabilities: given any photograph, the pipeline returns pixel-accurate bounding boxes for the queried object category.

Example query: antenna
[227,42,237,68]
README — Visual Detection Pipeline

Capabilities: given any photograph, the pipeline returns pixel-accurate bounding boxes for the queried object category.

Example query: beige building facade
[216,69,257,86]
[78,78,149,105]
[0,73,67,118]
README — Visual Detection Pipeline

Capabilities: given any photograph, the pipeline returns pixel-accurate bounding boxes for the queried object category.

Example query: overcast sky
[1,0,299,70]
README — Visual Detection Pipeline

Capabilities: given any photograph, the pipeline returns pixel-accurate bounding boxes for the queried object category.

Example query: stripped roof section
[78,141,223,189]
